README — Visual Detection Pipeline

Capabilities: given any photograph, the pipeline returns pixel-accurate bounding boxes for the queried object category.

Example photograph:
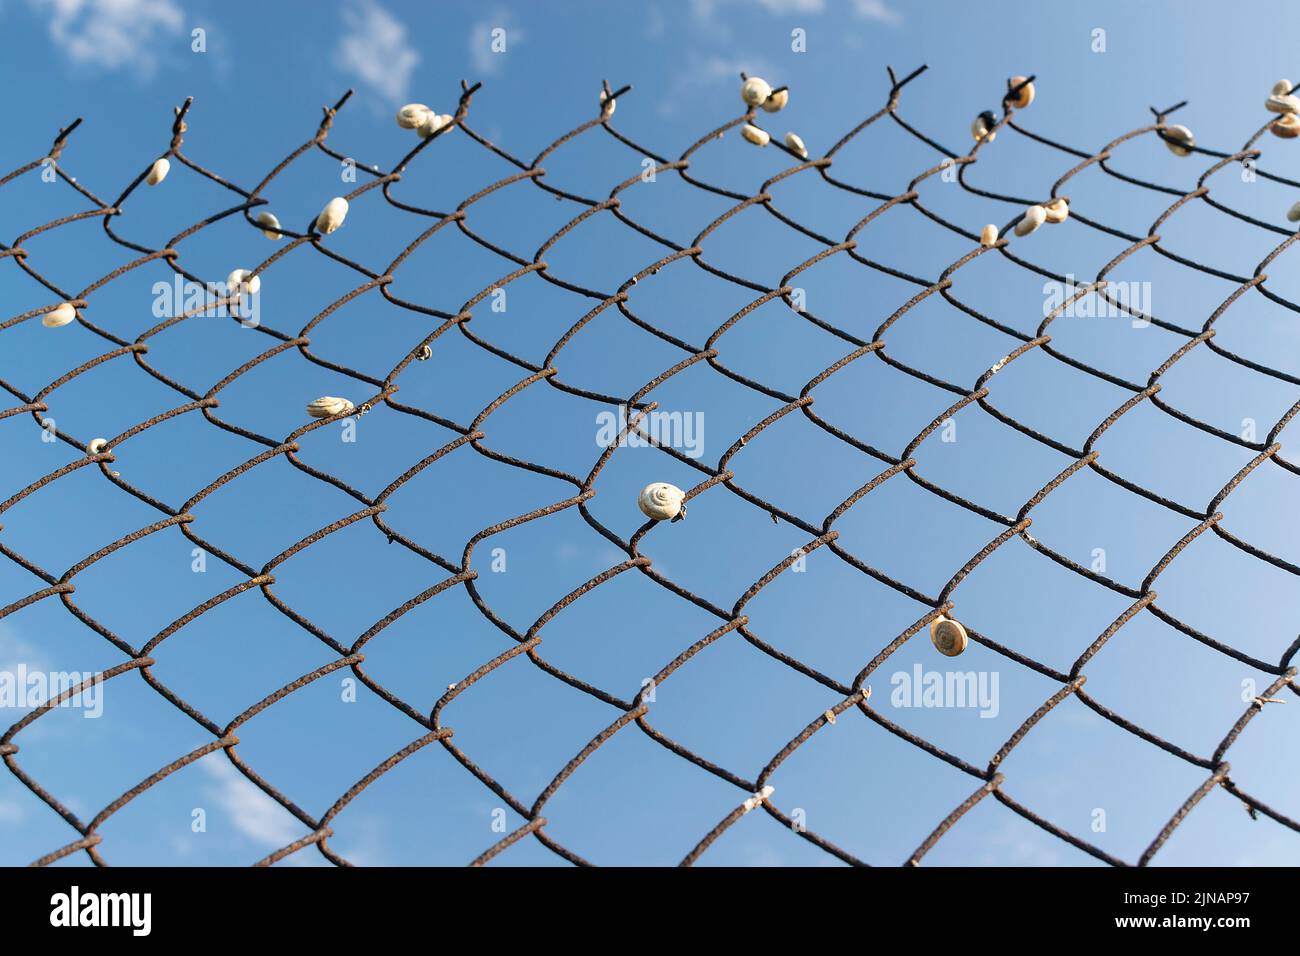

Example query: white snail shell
[741,76,772,107]
[638,482,685,521]
[1273,79,1293,96]
[227,269,260,295]
[307,396,354,419]
[1271,114,1300,138]
[146,157,170,186]
[762,88,789,113]
[315,197,349,235]
[979,223,999,247]
[396,103,432,129]
[599,89,616,115]
[784,132,808,158]
[1014,204,1047,237]
[256,211,282,240]
[42,302,77,328]
[741,123,770,147]
[929,615,969,657]
[1043,198,1069,223]
[1287,201,1300,223]
[1266,94,1300,115]
[1163,124,1194,156]
[417,113,453,138]
[1006,76,1035,109]
[971,117,996,143]
[87,438,108,456]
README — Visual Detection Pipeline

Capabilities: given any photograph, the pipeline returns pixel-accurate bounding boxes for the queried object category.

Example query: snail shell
[599,89,615,115]
[146,157,170,186]
[417,113,453,138]
[638,482,685,521]
[396,103,432,129]
[784,131,808,158]
[1043,198,1069,223]
[1273,79,1294,96]
[227,269,260,296]
[741,76,773,107]
[315,197,349,235]
[1005,76,1035,109]
[1271,113,1300,138]
[42,302,77,328]
[980,223,999,247]
[1163,124,1194,156]
[256,211,282,240]
[971,110,997,143]
[307,396,354,419]
[1287,201,1300,223]
[741,123,770,146]
[1266,94,1300,115]
[1014,204,1047,237]
[762,88,789,113]
[929,615,969,657]
[87,438,108,456]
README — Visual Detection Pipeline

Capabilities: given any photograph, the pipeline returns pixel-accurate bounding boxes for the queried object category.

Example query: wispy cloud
[851,0,902,24]
[336,0,419,102]
[469,10,522,76]
[692,0,901,24]
[200,754,302,848]
[25,0,186,74]
[657,52,775,115]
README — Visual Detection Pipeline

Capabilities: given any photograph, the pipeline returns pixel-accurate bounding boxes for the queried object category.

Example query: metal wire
[2,66,1298,868]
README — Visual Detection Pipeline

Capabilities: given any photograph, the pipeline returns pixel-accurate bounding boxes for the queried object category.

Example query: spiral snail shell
[1043,198,1069,223]
[741,76,773,107]
[315,197,349,235]
[87,438,108,456]
[784,132,808,159]
[1005,76,1035,109]
[1014,204,1047,237]
[1273,79,1294,96]
[1266,94,1300,115]
[971,110,997,143]
[1271,113,1300,139]
[227,269,260,296]
[980,223,999,247]
[307,396,354,419]
[638,482,686,522]
[396,103,433,129]
[1287,201,1300,223]
[599,89,616,115]
[256,211,282,240]
[741,124,770,147]
[1162,124,1194,156]
[146,158,170,186]
[42,302,77,328]
[929,614,969,657]
[762,88,789,113]
[417,113,454,138]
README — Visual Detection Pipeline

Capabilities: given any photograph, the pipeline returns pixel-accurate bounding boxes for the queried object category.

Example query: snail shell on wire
[1162,124,1194,156]
[418,113,453,138]
[741,76,773,107]
[929,614,969,657]
[256,211,282,240]
[42,302,77,328]
[146,158,170,186]
[762,88,789,113]
[315,197,349,235]
[227,269,260,296]
[307,396,354,419]
[87,438,108,456]
[1271,113,1300,139]
[1044,198,1069,223]
[1273,79,1293,96]
[980,223,999,247]
[396,103,432,129]
[599,89,616,115]
[1287,201,1300,223]
[1005,76,1035,109]
[971,110,997,143]
[1014,204,1047,237]
[784,131,808,159]
[741,124,770,146]
[1266,94,1300,115]
[638,482,686,521]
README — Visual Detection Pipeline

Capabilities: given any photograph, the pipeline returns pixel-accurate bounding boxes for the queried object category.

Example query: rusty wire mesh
[2,65,1298,868]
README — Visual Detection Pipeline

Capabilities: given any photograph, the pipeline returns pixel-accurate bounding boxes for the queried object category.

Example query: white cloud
[200,754,303,848]
[469,11,522,76]
[692,0,901,24]
[336,0,419,102]
[851,0,902,24]
[26,0,185,74]
[0,797,25,825]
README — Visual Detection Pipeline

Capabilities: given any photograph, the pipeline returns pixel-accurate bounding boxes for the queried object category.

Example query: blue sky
[1,0,1299,867]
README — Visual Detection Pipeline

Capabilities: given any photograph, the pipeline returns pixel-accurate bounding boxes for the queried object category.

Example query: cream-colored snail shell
[1266,94,1300,115]
[1005,76,1035,109]
[1044,198,1069,223]
[1271,114,1300,139]
[42,302,77,328]
[599,89,615,115]
[1014,204,1047,237]
[417,113,453,138]
[307,396,354,419]
[1287,201,1300,223]
[1163,124,1194,156]
[396,103,432,129]
[87,438,108,456]
[315,197,349,235]
[638,482,685,521]
[227,269,260,296]
[256,211,282,240]
[1273,79,1293,96]
[146,158,170,186]
[979,223,999,247]
[971,113,996,144]
[762,88,789,113]
[741,124,770,147]
[741,76,772,107]
[784,132,808,158]
[929,615,969,657]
